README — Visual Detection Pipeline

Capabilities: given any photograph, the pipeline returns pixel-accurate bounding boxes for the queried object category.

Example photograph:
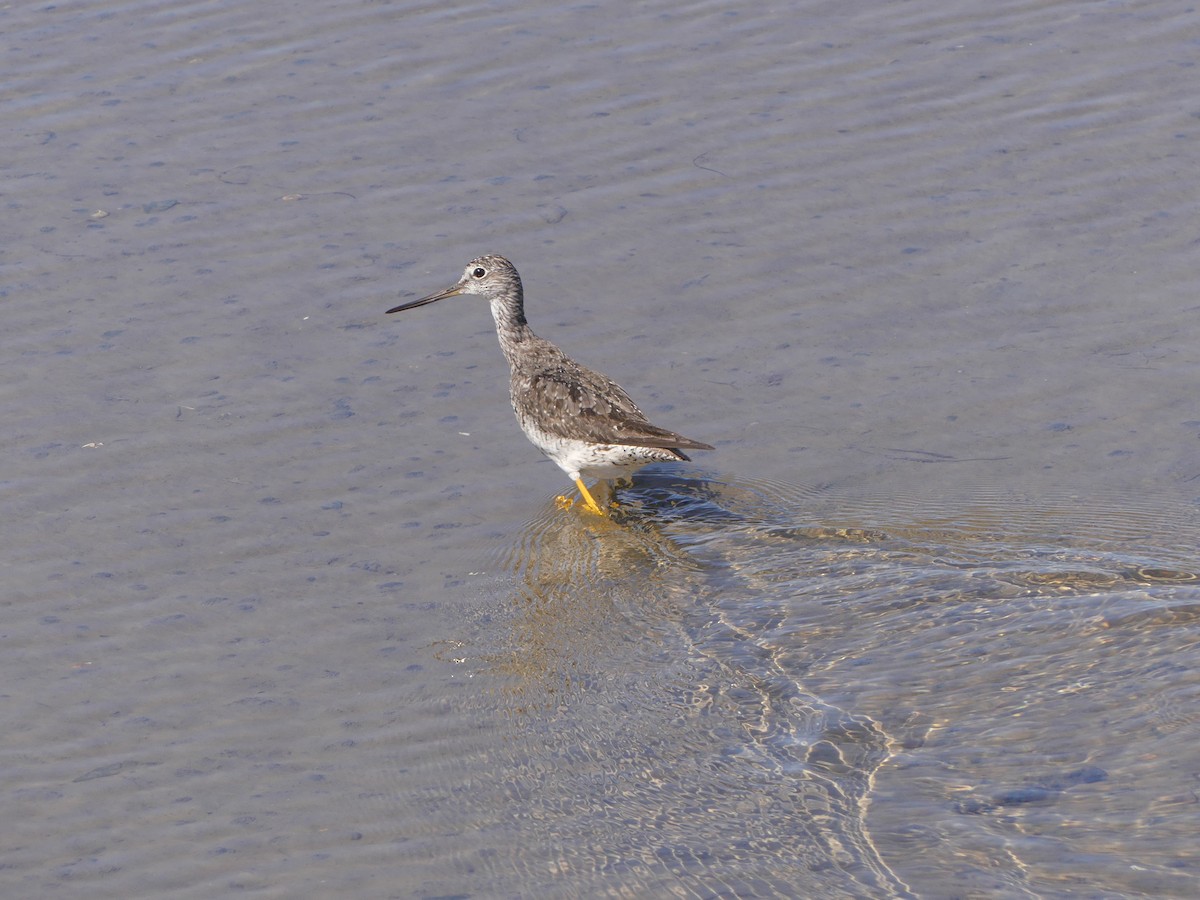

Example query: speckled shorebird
[386,254,713,515]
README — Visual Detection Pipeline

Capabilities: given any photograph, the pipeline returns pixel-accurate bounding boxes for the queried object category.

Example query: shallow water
[418,474,1199,897]
[4,0,1200,897]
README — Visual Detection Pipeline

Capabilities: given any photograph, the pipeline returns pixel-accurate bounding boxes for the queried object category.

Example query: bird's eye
[472,267,486,279]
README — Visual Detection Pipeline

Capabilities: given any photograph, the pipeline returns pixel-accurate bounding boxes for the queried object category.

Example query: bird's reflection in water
[483,467,887,698]
[487,473,709,695]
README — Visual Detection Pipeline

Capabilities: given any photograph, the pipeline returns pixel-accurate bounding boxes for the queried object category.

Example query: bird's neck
[490,293,535,362]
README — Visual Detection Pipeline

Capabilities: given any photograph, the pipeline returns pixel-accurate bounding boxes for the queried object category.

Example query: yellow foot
[573,478,607,516]
[556,493,615,515]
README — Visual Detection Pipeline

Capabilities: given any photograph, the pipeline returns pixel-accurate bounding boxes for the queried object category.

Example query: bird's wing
[519,359,714,451]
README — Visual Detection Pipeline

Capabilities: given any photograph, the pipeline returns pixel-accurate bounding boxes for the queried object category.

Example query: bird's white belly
[519,418,678,480]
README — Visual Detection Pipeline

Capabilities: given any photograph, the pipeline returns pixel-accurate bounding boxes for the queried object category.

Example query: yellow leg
[574,478,606,516]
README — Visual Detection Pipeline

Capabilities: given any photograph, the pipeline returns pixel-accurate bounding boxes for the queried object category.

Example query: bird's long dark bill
[385,285,461,315]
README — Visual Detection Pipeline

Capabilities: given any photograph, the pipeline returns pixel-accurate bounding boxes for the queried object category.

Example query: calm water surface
[4,0,1199,897]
